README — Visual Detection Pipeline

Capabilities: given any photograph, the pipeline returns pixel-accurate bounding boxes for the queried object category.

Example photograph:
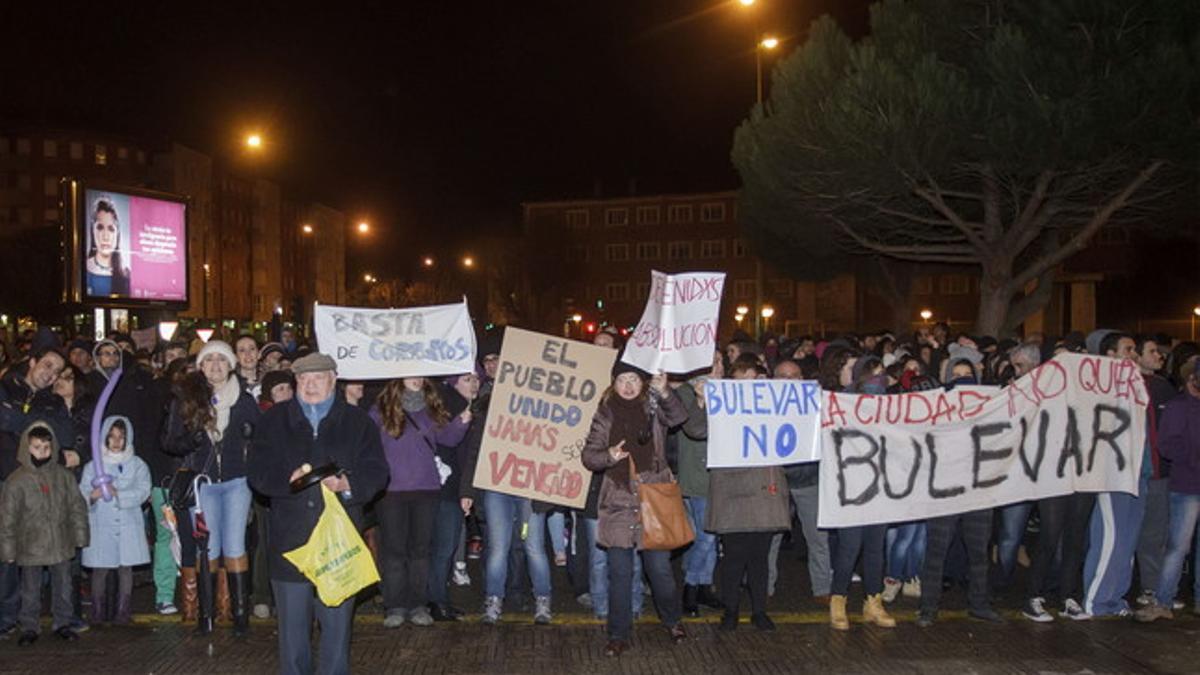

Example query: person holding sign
[248,352,389,675]
[582,361,689,657]
[704,357,791,631]
[823,350,897,631]
[370,378,469,628]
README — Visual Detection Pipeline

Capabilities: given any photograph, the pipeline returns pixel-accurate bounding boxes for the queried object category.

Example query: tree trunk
[974,270,1011,337]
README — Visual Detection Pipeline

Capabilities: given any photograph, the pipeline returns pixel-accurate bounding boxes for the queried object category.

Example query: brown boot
[829,594,850,631]
[215,567,232,623]
[180,567,199,622]
[863,593,897,628]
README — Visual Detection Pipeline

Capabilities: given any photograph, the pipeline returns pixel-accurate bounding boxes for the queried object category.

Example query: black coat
[86,355,169,482]
[248,397,389,584]
[0,364,73,480]
[161,391,260,483]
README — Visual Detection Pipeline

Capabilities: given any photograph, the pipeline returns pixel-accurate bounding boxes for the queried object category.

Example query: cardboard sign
[705,379,823,468]
[313,300,475,380]
[817,353,1147,527]
[622,270,725,374]
[472,327,616,508]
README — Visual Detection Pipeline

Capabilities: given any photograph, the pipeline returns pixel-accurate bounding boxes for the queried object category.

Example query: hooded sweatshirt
[80,415,152,568]
[0,422,90,566]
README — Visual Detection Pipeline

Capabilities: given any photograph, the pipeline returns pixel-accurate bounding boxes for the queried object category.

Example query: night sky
[2,1,868,275]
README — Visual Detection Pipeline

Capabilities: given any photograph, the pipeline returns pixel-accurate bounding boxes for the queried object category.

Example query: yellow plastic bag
[283,486,381,606]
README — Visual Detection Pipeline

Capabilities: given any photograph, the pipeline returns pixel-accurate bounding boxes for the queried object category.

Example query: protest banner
[622,270,725,374]
[472,327,616,509]
[818,352,1147,528]
[313,300,475,380]
[704,379,823,468]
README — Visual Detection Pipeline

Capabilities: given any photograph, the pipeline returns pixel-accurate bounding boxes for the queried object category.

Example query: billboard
[65,181,189,306]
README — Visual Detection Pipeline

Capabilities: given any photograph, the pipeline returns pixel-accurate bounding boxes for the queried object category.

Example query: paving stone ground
[2,547,1197,674]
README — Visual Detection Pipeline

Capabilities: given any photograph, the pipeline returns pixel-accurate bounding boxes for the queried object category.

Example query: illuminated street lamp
[302,224,313,234]
[736,305,750,316]
[738,0,755,6]
[422,256,435,268]
[462,256,475,269]
[357,221,370,234]
[1192,305,1200,341]
[760,36,779,49]
[760,306,775,319]
[363,273,376,283]
[245,134,262,149]
[572,314,583,324]
[920,309,933,322]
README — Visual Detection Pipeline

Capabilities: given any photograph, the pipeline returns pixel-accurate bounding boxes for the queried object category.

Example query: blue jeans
[606,548,679,642]
[273,580,354,675]
[191,477,252,560]
[682,497,718,586]
[428,499,464,606]
[886,522,926,580]
[993,501,1033,588]
[1154,492,1200,606]
[483,491,550,599]
[546,511,567,557]
[583,517,642,618]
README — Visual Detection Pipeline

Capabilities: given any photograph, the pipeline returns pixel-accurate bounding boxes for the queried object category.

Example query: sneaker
[0,624,18,638]
[1022,597,1053,623]
[901,577,922,599]
[534,596,552,625]
[452,562,471,587]
[881,577,902,603]
[383,609,406,628]
[1172,599,1185,611]
[253,604,271,619]
[481,596,503,625]
[156,602,179,615]
[68,618,89,634]
[576,592,594,608]
[1134,602,1173,623]
[916,609,937,627]
[1061,599,1091,621]
[968,607,1004,623]
[851,573,862,584]
[1136,589,1156,606]
[408,606,434,627]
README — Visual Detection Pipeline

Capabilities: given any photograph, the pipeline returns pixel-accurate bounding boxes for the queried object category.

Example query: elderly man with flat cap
[249,352,389,675]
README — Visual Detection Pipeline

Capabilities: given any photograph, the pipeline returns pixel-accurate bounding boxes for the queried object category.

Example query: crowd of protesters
[0,317,1197,670]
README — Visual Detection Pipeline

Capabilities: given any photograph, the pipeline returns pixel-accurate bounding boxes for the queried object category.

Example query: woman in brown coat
[582,361,689,657]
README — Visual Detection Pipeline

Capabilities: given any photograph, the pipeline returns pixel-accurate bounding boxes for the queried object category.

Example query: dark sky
[2,1,868,275]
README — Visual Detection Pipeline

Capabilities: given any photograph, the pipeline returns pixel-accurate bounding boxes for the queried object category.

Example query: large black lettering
[971,422,1012,489]
[1017,411,1050,481]
[879,436,921,500]
[832,429,880,506]
[1057,406,1084,478]
[925,433,966,499]
[1087,404,1130,472]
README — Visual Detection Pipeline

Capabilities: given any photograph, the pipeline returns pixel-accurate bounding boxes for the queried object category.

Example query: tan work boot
[829,594,850,630]
[215,567,232,622]
[863,593,897,628]
[179,567,199,622]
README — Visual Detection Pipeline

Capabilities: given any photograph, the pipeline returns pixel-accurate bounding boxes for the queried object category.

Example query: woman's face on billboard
[94,210,118,256]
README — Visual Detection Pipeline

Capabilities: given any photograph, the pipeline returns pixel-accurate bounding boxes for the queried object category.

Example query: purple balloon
[89,368,123,502]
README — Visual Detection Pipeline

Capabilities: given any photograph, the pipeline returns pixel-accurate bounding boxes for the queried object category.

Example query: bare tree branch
[913,179,990,250]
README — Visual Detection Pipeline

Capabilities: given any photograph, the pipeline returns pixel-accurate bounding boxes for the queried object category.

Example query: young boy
[0,422,90,645]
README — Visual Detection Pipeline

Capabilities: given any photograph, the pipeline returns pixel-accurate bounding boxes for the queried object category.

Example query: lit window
[94,145,107,165]
[700,202,726,223]
[118,147,128,160]
[604,208,629,227]
[699,239,726,258]
[635,206,660,225]
[667,204,692,224]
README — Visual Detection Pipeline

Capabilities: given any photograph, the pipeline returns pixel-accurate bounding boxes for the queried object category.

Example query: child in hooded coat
[79,415,151,624]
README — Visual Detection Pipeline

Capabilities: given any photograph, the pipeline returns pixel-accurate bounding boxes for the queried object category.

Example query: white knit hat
[197,340,237,371]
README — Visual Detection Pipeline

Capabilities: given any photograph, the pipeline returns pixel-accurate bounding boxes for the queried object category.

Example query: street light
[302,224,313,234]
[1192,305,1200,341]
[572,314,583,324]
[736,305,750,316]
[760,306,775,319]
[462,256,475,269]
[245,134,262,149]
[920,309,933,322]
[738,0,755,6]
[357,221,370,234]
[422,256,435,268]
[760,36,779,49]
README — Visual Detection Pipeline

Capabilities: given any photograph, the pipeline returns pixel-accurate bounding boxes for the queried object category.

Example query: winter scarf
[606,394,654,489]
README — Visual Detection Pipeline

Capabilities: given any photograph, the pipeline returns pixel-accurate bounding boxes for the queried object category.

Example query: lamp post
[761,305,775,331]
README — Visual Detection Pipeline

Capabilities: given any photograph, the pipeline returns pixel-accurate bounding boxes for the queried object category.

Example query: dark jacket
[248,396,389,584]
[705,466,790,534]
[673,384,712,499]
[457,389,490,502]
[0,364,73,480]
[0,422,90,565]
[1159,390,1200,495]
[87,354,169,483]
[581,389,688,549]
[161,389,260,482]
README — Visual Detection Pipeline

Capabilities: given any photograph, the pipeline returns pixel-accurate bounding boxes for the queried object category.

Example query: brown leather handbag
[632,456,695,551]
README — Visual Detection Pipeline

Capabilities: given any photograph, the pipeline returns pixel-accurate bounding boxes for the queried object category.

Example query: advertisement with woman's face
[83,188,186,302]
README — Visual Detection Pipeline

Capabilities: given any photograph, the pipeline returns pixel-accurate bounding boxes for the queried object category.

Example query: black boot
[683,584,699,617]
[229,571,250,637]
[698,584,725,611]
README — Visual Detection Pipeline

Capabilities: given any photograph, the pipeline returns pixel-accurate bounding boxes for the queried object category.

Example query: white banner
[313,300,476,380]
[818,353,1147,528]
[704,379,823,468]
[621,270,725,374]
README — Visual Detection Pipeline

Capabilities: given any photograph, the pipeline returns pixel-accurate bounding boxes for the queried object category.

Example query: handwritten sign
[472,327,616,509]
[313,300,475,380]
[621,270,725,374]
[817,353,1147,528]
[705,379,823,468]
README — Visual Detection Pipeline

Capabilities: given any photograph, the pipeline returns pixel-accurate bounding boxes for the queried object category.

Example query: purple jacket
[1159,391,1200,495]
[370,407,468,494]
